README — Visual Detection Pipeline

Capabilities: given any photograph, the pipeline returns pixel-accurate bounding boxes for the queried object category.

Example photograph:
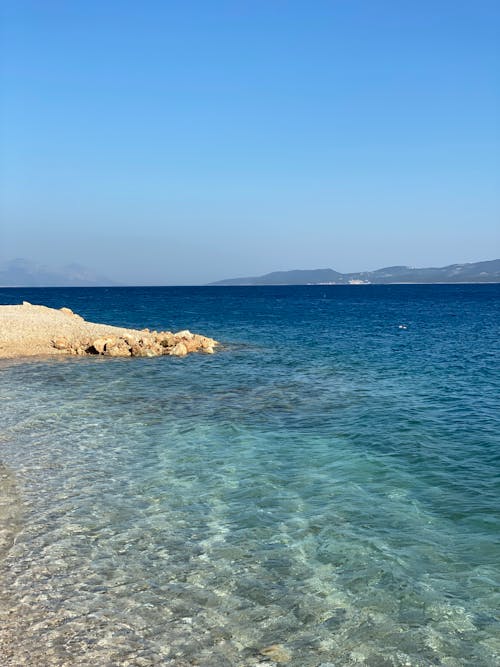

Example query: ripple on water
[0,285,499,666]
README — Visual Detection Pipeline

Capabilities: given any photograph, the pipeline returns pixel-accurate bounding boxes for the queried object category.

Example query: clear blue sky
[1,0,499,284]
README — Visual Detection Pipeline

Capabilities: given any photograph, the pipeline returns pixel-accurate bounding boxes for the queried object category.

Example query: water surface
[0,285,499,665]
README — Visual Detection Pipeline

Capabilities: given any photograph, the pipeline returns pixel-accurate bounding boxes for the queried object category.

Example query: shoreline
[1,281,500,287]
[0,302,217,359]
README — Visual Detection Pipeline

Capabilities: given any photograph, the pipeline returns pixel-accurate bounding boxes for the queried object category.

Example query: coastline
[0,302,217,359]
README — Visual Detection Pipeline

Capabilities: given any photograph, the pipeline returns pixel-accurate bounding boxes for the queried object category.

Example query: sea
[0,284,499,667]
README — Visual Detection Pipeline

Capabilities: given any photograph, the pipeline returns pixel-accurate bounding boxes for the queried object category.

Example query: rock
[129,338,150,356]
[122,336,139,348]
[183,337,202,353]
[105,339,132,357]
[158,332,176,348]
[59,306,83,320]
[73,330,212,358]
[52,338,70,350]
[91,337,115,354]
[170,342,188,357]
[178,334,218,353]
[201,336,217,349]
[259,644,291,663]
[22,301,31,306]
[108,348,131,357]
[130,344,148,357]
[175,329,194,340]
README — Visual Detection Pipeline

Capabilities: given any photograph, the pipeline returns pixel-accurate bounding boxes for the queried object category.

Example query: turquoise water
[0,285,499,666]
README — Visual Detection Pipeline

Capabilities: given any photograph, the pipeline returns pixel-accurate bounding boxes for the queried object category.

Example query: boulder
[130,343,149,357]
[199,336,217,353]
[158,332,176,348]
[170,342,188,357]
[105,339,131,357]
[183,337,202,353]
[175,329,194,340]
[91,337,115,354]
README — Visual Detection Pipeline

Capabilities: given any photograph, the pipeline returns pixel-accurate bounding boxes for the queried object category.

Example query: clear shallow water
[0,285,499,666]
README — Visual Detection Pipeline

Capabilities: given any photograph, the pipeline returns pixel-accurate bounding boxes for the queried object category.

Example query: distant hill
[210,259,500,285]
[0,259,117,287]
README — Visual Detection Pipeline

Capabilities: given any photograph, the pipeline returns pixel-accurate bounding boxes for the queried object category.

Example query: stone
[204,346,215,354]
[22,301,31,306]
[158,332,176,348]
[105,342,132,357]
[59,306,83,320]
[183,337,202,353]
[170,342,188,357]
[117,348,132,357]
[259,644,291,663]
[91,337,115,354]
[52,338,69,350]
[129,343,147,357]
[175,329,194,340]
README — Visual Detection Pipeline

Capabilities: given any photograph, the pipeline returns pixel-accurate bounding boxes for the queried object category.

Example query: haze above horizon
[1,1,499,285]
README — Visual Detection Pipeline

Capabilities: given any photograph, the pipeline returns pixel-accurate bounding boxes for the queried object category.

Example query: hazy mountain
[212,268,345,286]
[210,259,500,285]
[0,258,117,287]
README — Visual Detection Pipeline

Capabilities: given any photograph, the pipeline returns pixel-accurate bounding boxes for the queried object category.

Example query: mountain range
[0,259,116,287]
[1,258,499,287]
[210,259,500,285]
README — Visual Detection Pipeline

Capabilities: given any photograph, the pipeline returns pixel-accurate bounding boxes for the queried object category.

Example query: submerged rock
[259,644,291,663]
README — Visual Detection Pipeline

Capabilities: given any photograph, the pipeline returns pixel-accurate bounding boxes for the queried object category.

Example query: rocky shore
[0,302,218,359]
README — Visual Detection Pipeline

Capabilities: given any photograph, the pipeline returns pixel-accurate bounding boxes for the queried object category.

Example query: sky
[1,0,499,284]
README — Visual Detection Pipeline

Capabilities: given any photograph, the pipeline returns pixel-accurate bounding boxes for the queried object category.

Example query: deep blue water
[0,285,499,666]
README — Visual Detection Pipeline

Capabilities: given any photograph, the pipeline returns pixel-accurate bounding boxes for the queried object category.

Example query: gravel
[0,302,154,358]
